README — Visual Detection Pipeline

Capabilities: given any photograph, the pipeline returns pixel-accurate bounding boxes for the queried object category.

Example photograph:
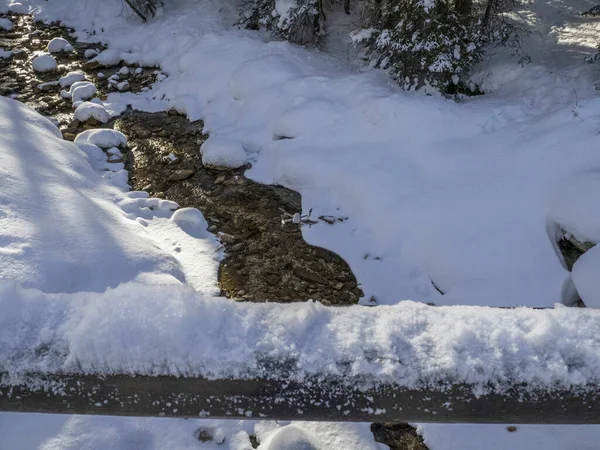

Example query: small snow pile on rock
[119,66,129,75]
[171,208,208,230]
[106,147,122,162]
[75,128,127,149]
[0,49,12,59]
[74,102,111,124]
[90,48,123,67]
[60,80,97,103]
[32,54,57,73]
[200,138,247,170]
[84,48,99,59]
[0,18,13,31]
[116,80,130,91]
[59,71,86,88]
[47,37,73,53]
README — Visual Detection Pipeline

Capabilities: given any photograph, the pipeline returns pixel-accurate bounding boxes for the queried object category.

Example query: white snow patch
[572,246,600,309]
[0,17,13,30]
[47,37,73,53]
[75,128,127,149]
[0,48,12,59]
[32,53,57,72]
[74,101,111,123]
[201,138,247,169]
[59,71,86,87]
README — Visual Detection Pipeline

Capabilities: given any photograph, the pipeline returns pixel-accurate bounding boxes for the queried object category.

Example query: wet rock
[371,423,428,450]
[265,273,281,286]
[294,267,328,285]
[168,169,195,181]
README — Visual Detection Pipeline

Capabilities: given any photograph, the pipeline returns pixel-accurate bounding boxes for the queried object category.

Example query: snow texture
[74,128,127,149]
[46,37,73,53]
[3,0,600,449]
[0,17,12,30]
[0,48,11,58]
[31,53,56,72]
[74,101,111,123]
[201,137,248,169]
[58,71,86,87]
[60,80,97,102]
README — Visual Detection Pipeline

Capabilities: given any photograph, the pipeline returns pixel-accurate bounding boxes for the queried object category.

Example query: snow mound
[84,48,99,59]
[549,171,600,244]
[572,246,600,309]
[74,101,111,123]
[75,128,127,149]
[0,48,12,59]
[172,207,209,230]
[47,37,73,53]
[59,71,86,87]
[32,54,57,72]
[60,80,97,103]
[260,425,317,450]
[0,96,182,293]
[201,138,247,170]
[0,17,13,30]
[90,48,124,67]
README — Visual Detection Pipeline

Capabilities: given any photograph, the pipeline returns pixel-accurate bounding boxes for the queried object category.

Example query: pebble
[168,169,195,181]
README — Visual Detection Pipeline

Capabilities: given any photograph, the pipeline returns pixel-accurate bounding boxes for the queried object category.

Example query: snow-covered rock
[0,49,12,59]
[116,80,130,91]
[59,71,86,87]
[119,66,129,75]
[0,18,12,30]
[75,128,127,149]
[171,207,208,230]
[60,80,97,103]
[84,48,99,59]
[572,246,600,308]
[201,138,247,170]
[32,54,57,72]
[47,37,74,53]
[74,102,111,123]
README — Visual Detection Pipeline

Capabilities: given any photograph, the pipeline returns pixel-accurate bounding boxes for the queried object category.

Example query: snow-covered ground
[2,0,600,448]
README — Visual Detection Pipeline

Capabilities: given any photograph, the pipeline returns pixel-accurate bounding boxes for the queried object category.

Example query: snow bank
[0,96,186,293]
[3,280,600,393]
[47,37,73,53]
[0,414,384,450]
[32,53,56,72]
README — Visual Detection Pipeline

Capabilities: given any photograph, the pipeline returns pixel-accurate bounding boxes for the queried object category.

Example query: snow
[201,137,248,169]
[84,48,98,58]
[3,0,600,449]
[31,53,56,72]
[60,80,97,102]
[74,128,127,149]
[58,71,86,87]
[73,101,111,123]
[0,414,384,450]
[0,48,12,58]
[549,171,600,244]
[0,17,12,30]
[46,37,73,53]
[572,246,600,308]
